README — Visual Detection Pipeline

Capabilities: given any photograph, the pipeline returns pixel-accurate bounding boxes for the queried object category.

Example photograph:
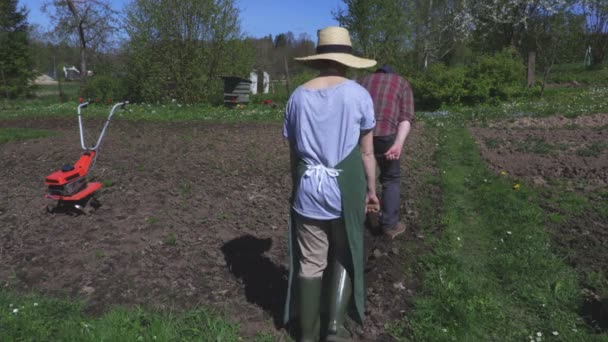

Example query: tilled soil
[0,117,436,340]
[471,113,608,189]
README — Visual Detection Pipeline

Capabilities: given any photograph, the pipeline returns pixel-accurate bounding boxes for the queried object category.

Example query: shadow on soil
[221,235,288,328]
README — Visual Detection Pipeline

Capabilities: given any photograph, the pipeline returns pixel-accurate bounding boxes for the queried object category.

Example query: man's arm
[384,120,411,160]
[384,79,414,160]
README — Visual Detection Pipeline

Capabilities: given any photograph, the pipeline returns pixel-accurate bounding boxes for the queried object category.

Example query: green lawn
[546,63,608,85]
[0,291,243,342]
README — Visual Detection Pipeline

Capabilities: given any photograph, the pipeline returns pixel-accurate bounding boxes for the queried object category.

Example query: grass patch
[164,233,177,246]
[539,182,608,301]
[546,63,608,85]
[441,86,608,121]
[146,217,158,225]
[514,136,555,154]
[0,100,284,123]
[398,118,596,341]
[483,137,503,149]
[0,128,55,144]
[0,291,240,341]
[101,179,115,187]
[576,142,608,158]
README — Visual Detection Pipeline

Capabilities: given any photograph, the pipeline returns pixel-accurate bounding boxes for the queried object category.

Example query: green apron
[283,145,367,324]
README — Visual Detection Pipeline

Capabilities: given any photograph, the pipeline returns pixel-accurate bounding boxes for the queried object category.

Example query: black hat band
[316,44,353,54]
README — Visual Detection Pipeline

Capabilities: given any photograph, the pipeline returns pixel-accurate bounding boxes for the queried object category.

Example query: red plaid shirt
[358,72,415,137]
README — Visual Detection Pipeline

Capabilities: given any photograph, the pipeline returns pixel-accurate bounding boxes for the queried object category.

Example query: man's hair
[376,64,396,74]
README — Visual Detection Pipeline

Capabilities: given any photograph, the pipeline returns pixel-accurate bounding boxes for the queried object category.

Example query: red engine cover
[45,151,96,186]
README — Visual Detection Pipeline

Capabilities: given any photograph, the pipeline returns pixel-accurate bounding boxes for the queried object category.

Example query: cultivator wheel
[46,202,59,214]
[45,196,100,215]
[76,196,100,215]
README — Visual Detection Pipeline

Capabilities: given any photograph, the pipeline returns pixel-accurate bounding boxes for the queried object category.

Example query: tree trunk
[56,66,66,103]
[422,0,433,70]
[527,51,536,87]
[0,66,9,101]
[284,56,291,95]
[66,0,87,86]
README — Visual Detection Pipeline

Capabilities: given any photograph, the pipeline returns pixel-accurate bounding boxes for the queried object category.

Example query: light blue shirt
[283,80,375,220]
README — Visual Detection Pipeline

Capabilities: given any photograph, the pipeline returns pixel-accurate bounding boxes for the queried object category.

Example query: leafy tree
[465,0,571,53]
[334,0,474,70]
[0,0,35,99]
[124,0,254,103]
[334,0,413,68]
[532,10,586,95]
[42,0,118,85]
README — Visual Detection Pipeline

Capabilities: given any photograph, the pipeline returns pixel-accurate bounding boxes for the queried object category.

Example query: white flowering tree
[464,0,568,29]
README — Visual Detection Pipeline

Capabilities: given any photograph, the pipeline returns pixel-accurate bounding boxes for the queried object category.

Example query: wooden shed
[220,76,252,107]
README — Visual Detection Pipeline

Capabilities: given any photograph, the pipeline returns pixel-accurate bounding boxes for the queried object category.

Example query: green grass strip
[0,291,241,341]
[400,119,606,341]
[0,101,284,122]
[0,127,55,144]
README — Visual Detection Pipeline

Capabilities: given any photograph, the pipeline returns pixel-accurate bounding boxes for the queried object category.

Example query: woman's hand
[365,192,380,213]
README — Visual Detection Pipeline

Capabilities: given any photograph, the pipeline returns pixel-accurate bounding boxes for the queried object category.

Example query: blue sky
[19,0,343,40]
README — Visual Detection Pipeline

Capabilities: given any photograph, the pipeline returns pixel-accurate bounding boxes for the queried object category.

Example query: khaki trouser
[295,214,348,278]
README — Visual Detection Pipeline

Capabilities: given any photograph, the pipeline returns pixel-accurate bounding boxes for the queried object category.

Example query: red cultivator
[44,101,128,214]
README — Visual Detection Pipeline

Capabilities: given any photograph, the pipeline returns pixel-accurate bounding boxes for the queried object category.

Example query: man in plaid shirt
[358,64,414,238]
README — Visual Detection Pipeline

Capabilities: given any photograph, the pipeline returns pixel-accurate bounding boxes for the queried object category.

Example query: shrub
[464,48,525,104]
[411,48,526,110]
[411,64,467,110]
[82,75,128,103]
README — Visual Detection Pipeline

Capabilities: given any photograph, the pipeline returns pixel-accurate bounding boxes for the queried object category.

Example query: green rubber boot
[325,262,352,341]
[299,276,322,342]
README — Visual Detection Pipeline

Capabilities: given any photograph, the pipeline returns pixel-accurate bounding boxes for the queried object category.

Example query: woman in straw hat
[282,26,379,341]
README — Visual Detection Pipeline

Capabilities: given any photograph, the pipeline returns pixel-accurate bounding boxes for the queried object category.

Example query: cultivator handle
[78,100,129,151]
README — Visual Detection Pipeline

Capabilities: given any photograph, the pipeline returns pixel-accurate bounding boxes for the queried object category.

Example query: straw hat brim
[295,53,377,69]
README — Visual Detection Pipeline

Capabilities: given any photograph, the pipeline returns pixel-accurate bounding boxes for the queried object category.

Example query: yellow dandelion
[513,183,521,190]
[500,171,508,176]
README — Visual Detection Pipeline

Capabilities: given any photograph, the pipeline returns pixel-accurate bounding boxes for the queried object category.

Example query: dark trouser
[373,134,401,230]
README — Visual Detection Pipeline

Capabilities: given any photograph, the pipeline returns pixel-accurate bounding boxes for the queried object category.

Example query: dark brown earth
[470,113,608,332]
[471,113,608,189]
[0,117,437,340]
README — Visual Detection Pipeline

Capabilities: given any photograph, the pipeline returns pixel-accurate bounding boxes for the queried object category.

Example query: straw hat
[295,26,376,69]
